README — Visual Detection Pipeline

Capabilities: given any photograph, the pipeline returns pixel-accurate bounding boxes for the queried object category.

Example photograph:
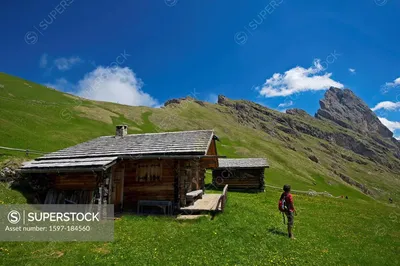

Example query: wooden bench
[186,190,203,205]
[137,200,173,216]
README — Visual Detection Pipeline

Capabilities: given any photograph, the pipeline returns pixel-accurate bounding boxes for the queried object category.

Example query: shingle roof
[217,158,269,168]
[20,130,216,172]
[20,157,118,173]
[37,130,215,160]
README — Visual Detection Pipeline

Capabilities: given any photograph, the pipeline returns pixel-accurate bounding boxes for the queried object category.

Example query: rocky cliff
[315,87,393,138]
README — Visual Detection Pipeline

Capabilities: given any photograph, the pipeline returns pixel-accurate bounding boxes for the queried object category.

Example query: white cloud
[75,66,158,107]
[371,101,400,112]
[45,67,158,107]
[39,54,48,68]
[395,135,400,140]
[278,100,294,108]
[54,56,83,71]
[378,117,400,132]
[206,93,218,104]
[259,59,344,97]
[381,77,400,94]
[348,68,356,74]
[386,77,400,87]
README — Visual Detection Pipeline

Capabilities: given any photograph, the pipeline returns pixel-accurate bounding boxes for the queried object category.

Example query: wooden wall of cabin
[44,172,101,204]
[113,159,177,210]
[201,139,218,169]
[212,168,265,191]
[49,172,99,191]
[112,158,208,210]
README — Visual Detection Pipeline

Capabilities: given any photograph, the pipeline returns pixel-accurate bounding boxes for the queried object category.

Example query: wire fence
[0,145,46,156]
[264,184,337,198]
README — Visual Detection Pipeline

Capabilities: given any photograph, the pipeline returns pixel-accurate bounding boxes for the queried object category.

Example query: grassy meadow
[0,183,399,265]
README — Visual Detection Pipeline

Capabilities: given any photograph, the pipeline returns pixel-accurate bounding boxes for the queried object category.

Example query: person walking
[279,184,296,239]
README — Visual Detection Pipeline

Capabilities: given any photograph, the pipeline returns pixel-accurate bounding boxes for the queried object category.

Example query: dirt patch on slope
[74,106,119,124]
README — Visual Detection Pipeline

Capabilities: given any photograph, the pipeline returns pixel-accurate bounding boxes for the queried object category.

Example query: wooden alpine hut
[212,158,269,192]
[20,126,227,214]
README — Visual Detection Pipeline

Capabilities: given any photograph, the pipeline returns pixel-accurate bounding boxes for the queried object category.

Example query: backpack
[278,193,288,212]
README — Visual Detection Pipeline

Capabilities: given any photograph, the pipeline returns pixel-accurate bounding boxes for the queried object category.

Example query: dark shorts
[286,211,294,227]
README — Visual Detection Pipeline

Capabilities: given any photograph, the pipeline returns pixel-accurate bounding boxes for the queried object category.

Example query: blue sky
[0,0,400,138]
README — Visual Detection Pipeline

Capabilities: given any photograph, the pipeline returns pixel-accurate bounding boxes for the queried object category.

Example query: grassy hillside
[1,72,400,265]
[1,72,398,201]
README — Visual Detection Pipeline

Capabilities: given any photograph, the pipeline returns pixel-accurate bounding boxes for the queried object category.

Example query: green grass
[0,185,399,265]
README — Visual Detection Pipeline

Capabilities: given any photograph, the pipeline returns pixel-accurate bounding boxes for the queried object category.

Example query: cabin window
[136,161,162,182]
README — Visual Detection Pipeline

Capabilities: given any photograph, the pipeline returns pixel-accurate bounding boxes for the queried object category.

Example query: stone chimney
[116,125,128,137]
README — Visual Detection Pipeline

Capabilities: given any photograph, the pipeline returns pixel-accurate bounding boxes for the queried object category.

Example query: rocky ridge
[214,87,400,173]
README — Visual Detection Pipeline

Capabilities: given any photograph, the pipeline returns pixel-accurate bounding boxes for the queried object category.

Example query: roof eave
[18,157,119,174]
[18,166,106,174]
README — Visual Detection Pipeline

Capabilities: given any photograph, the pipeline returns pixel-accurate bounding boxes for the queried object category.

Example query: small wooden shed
[20,127,222,214]
[212,158,269,192]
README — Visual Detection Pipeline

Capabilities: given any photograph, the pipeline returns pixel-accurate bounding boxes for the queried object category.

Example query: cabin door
[113,168,125,211]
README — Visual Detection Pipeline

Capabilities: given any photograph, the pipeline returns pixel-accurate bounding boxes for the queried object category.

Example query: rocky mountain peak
[164,96,202,107]
[217,95,229,105]
[315,87,393,138]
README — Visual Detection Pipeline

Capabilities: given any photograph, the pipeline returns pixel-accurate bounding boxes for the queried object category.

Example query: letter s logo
[8,210,21,224]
